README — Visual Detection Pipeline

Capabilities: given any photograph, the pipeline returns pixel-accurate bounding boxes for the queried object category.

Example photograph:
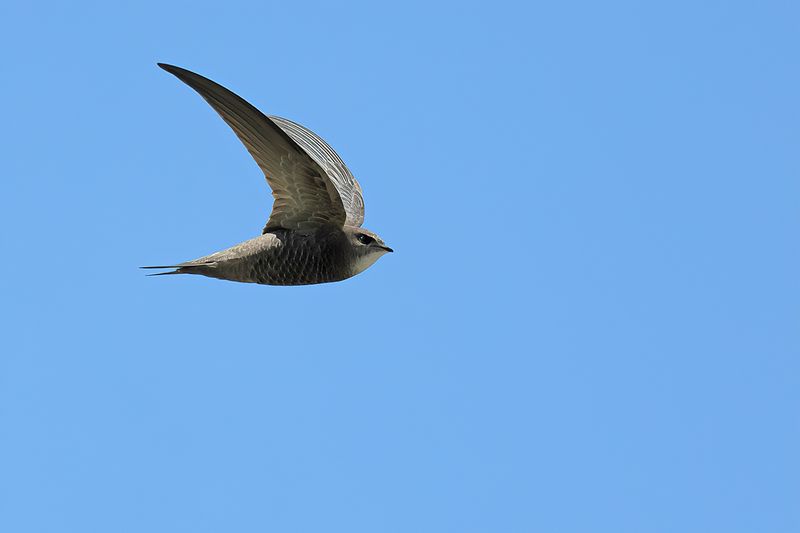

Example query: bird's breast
[244,230,350,285]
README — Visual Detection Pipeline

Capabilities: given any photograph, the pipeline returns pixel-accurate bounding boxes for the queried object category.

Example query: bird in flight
[143,64,392,285]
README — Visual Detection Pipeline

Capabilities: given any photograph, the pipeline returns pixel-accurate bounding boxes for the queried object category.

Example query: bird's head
[343,226,393,276]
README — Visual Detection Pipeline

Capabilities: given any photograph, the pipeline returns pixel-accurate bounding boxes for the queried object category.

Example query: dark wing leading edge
[158,63,348,232]
[269,116,365,228]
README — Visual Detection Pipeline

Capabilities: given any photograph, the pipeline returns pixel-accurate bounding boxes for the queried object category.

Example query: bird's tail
[140,263,214,277]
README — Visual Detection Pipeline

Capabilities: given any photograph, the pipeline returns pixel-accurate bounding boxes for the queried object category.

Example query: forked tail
[140,263,212,277]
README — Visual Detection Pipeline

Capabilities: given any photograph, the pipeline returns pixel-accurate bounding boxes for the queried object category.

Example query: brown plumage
[143,64,392,285]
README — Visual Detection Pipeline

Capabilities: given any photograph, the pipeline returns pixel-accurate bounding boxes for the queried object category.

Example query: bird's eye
[357,234,374,245]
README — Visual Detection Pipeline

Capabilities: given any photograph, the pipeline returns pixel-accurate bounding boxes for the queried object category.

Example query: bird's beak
[379,245,394,253]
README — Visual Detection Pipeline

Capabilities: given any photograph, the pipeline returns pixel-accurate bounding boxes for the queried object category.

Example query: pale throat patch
[350,250,387,276]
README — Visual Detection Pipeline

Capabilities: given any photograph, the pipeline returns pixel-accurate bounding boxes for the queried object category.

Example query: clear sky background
[1,1,798,532]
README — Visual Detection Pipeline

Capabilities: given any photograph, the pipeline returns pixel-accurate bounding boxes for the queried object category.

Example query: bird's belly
[185,231,350,286]
[230,246,346,286]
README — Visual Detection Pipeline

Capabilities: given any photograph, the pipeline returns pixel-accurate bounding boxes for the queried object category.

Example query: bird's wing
[269,116,365,227]
[158,63,348,231]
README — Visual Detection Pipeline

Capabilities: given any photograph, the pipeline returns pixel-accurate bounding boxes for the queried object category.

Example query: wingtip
[158,63,194,78]
[157,62,179,73]
[157,63,211,86]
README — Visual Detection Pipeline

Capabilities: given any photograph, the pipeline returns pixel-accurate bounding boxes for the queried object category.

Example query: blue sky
[1,1,798,531]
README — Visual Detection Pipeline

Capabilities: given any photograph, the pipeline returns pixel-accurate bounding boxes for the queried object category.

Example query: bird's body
[144,64,392,285]
[157,226,382,285]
